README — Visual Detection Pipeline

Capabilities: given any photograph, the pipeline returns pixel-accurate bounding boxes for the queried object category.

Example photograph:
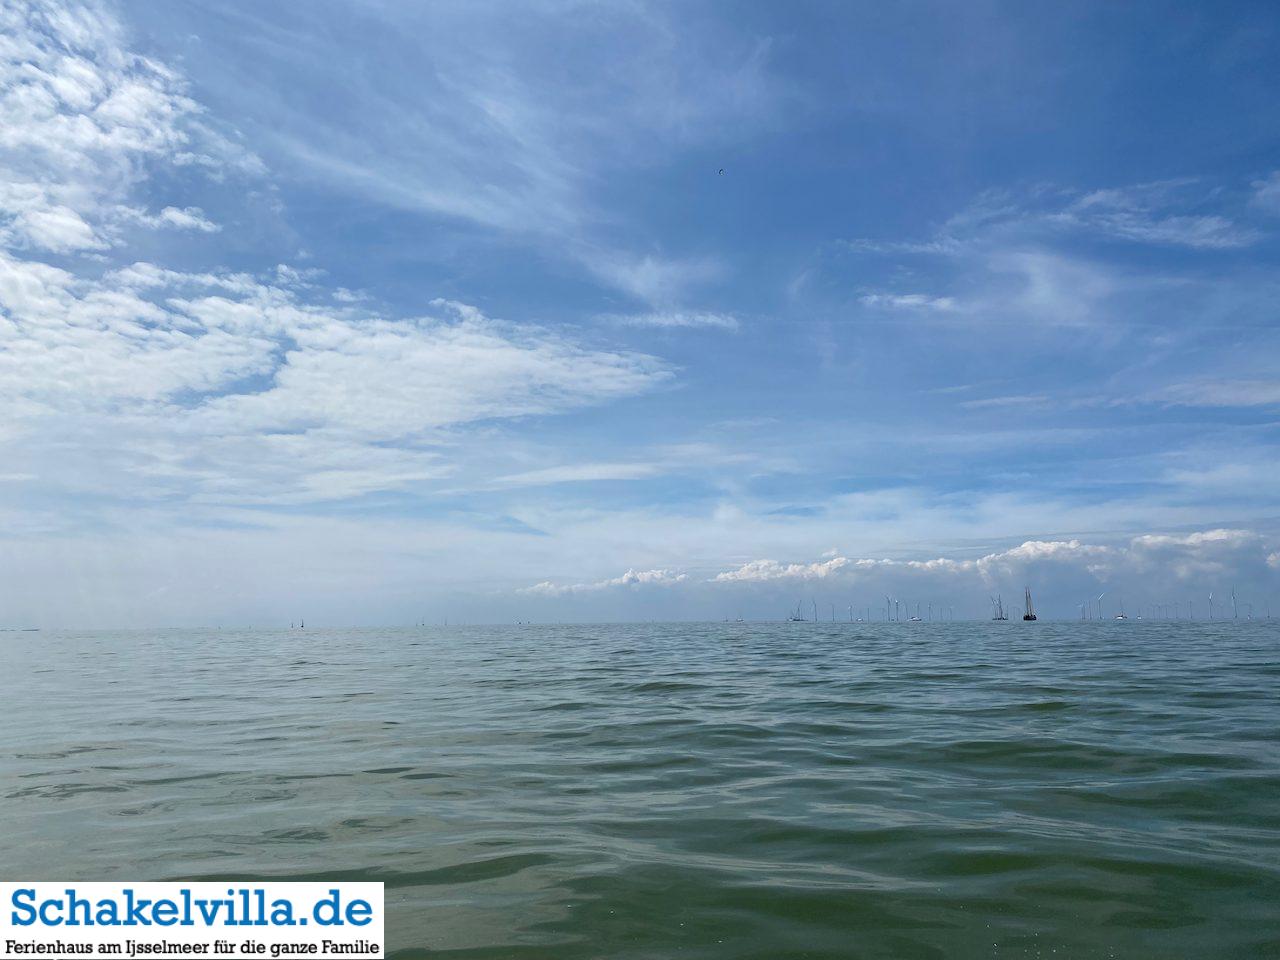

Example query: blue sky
[2,0,1280,626]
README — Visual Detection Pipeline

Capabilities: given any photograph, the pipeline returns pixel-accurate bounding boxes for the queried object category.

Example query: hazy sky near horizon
[3,0,1280,626]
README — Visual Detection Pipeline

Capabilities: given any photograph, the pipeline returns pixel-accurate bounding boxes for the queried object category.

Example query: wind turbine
[1208,592,1214,620]
[1097,592,1106,620]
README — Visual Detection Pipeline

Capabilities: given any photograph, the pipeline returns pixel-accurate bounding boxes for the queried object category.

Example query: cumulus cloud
[520,568,688,596]
[713,556,854,582]
[1129,529,1258,550]
[709,534,1253,586]
[513,529,1277,612]
[1126,529,1266,580]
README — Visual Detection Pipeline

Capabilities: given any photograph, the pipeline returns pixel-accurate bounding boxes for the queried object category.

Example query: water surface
[3,622,1279,958]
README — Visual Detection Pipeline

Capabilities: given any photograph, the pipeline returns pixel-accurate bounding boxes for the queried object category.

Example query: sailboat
[1115,597,1128,620]
[991,595,1009,621]
[787,601,805,622]
[1022,588,1037,621]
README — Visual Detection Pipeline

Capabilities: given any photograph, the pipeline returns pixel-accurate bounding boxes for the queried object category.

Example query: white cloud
[510,525,1277,615]
[119,205,220,233]
[708,530,1273,594]
[1155,379,1280,408]
[495,462,664,486]
[961,394,1050,410]
[1126,529,1265,580]
[0,0,258,256]
[987,249,1121,328]
[0,3,670,509]
[713,556,853,582]
[1128,528,1259,552]
[193,300,668,442]
[1059,181,1259,249]
[715,538,1116,583]
[211,3,775,306]
[859,293,957,311]
[0,185,105,252]
[0,257,670,504]
[580,250,725,307]
[520,568,688,596]
[1250,171,1280,214]
[605,309,740,330]
[842,237,963,256]
[1085,212,1257,249]
[847,179,1262,259]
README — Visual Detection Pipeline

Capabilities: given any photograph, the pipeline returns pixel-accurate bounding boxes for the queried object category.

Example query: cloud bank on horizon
[521,529,1278,619]
[1,0,1279,626]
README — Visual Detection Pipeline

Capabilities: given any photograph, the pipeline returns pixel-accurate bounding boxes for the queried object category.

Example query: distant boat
[1022,588,1037,621]
[787,602,805,622]
[1115,597,1128,620]
[991,595,1009,621]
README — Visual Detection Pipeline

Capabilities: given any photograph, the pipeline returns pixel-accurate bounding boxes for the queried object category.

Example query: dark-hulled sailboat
[1023,587,1037,621]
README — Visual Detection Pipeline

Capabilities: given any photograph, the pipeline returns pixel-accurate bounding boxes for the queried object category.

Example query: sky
[2,0,1280,626]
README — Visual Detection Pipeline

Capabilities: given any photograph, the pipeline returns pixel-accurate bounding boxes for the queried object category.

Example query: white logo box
[1,883,384,959]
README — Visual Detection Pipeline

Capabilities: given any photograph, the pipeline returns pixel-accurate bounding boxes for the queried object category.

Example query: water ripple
[2,621,1278,958]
